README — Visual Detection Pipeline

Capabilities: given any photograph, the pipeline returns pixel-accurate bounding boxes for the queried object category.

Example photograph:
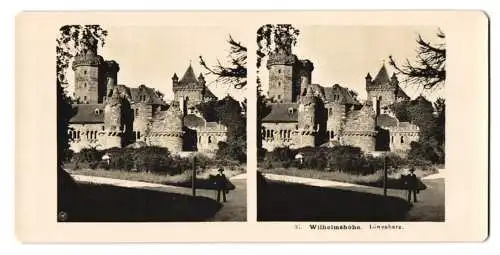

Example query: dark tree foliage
[199,35,247,89]
[256,24,300,69]
[390,96,445,164]
[256,25,301,154]
[389,29,446,91]
[198,97,246,162]
[56,25,108,218]
[56,25,108,165]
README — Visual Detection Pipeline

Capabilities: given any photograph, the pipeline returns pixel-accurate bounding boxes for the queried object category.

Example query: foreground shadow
[61,183,222,222]
[257,174,410,222]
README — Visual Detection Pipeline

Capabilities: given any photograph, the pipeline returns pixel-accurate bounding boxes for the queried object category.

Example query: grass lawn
[66,166,244,189]
[259,166,436,190]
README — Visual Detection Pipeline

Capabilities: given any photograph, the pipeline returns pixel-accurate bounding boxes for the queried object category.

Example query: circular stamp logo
[58,211,68,222]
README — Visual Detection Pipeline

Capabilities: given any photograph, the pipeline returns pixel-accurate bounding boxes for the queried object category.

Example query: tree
[388,29,446,91]
[56,25,108,219]
[199,35,247,89]
[256,25,301,154]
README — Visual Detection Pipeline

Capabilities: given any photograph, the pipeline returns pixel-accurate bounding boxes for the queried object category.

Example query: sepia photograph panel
[57,25,247,222]
[257,25,445,222]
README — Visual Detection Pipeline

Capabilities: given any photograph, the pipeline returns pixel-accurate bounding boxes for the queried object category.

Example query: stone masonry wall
[325,102,345,140]
[268,65,294,103]
[74,65,101,104]
[262,122,298,151]
[68,123,105,152]
[342,105,377,152]
[367,89,396,108]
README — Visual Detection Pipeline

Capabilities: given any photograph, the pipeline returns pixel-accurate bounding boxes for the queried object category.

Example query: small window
[83,96,87,102]
[137,131,141,140]
[391,136,394,143]
[208,136,212,144]
[198,136,202,143]
[278,69,281,74]
[135,109,139,117]
[102,126,105,131]
[84,70,87,75]
[277,95,281,100]
[278,81,281,87]
[400,136,404,143]
[84,83,87,88]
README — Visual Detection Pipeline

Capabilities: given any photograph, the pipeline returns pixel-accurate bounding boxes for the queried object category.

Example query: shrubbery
[69,146,229,176]
[260,146,415,175]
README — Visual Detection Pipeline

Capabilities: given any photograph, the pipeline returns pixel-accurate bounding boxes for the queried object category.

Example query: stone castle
[261,47,420,156]
[67,39,229,155]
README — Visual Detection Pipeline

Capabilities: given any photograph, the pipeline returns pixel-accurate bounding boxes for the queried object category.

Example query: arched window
[208,136,212,144]
[400,136,404,143]
[84,83,87,88]
[278,81,281,87]
[277,95,281,100]
[278,69,281,73]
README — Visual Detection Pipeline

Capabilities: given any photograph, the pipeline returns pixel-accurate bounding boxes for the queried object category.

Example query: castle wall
[197,129,227,154]
[325,102,345,140]
[74,65,103,104]
[261,122,298,151]
[268,65,294,103]
[389,127,420,156]
[132,103,153,141]
[342,106,377,152]
[68,123,105,152]
[173,89,204,107]
[149,134,183,153]
[294,130,315,148]
[367,89,396,108]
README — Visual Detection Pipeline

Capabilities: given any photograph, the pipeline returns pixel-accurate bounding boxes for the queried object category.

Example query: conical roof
[373,64,390,84]
[179,64,199,84]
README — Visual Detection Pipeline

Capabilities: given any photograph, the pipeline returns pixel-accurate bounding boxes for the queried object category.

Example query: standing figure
[215,168,228,203]
[405,167,418,205]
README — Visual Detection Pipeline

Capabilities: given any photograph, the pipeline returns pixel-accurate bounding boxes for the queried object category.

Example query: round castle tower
[149,102,184,153]
[342,102,377,152]
[103,87,124,149]
[104,60,120,98]
[72,36,105,104]
[296,86,317,148]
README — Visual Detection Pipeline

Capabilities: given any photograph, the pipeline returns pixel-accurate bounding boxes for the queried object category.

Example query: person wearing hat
[406,167,418,205]
[215,168,228,202]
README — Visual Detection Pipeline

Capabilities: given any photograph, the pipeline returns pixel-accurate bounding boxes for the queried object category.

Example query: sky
[66,26,248,102]
[258,25,444,102]
[64,25,444,103]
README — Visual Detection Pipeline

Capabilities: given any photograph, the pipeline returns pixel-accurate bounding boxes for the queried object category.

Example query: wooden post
[192,156,196,197]
[383,155,388,197]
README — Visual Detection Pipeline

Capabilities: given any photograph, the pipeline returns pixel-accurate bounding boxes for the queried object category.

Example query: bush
[73,147,103,163]
[262,146,418,176]
[216,141,246,163]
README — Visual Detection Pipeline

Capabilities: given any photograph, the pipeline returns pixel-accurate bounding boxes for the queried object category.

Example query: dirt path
[261,173,444,221]
[72,174,247,222]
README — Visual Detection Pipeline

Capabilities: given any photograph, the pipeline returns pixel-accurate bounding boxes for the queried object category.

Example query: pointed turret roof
[373,64,390,84]
[179,64,199,84]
